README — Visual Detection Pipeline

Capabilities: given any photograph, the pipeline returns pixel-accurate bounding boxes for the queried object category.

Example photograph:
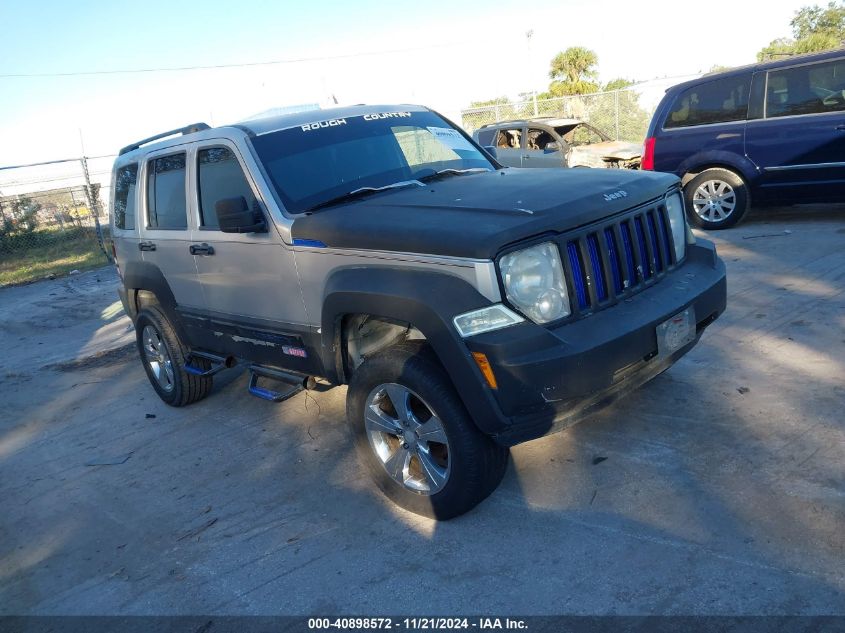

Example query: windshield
[250,110,494,213]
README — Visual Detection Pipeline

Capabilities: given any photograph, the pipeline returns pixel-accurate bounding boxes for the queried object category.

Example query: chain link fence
[461,86,655,142]
[0,156,114,286]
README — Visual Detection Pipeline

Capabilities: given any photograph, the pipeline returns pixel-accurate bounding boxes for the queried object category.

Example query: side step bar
[184,350,236,377]
[248,365,309,403]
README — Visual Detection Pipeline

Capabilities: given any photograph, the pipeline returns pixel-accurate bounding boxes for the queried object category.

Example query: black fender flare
[321,266,510,436]
[677,151,759,187]
[122,261,190,342]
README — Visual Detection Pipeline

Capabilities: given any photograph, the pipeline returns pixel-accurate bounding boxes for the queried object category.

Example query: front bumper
[465,239,726,446]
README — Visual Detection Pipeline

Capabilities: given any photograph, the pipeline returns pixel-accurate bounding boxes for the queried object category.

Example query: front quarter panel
[318,264,511,435]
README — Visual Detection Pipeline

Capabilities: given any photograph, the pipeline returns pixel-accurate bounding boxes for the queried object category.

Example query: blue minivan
[643,48,845,229]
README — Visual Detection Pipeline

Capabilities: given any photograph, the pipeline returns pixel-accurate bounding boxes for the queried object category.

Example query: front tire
[684,168,750,230]
[346,342,509,520]
[135,306,212,407]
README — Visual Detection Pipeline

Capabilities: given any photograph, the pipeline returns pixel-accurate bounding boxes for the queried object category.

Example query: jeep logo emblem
[603,190,628,201]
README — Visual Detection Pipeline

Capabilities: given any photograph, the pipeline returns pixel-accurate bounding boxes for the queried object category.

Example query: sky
[0,0,809,166]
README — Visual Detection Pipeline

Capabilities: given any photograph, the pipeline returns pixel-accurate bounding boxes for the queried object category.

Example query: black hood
[291,168,679,259]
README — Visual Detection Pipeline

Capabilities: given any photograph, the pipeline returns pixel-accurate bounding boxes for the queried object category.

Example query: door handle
[138,241,156,252]
[189,243,215,256]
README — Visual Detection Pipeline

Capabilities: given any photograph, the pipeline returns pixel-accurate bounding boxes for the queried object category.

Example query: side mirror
[544,141,561,152]
[483,145,499,159]
[215,196,267,234]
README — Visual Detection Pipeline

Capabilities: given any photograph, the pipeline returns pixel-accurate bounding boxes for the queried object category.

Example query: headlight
[665,192,687,261]
[499,242,570,323]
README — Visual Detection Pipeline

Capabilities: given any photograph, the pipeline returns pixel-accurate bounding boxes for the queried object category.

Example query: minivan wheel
[346,342,509,520]
[135,306,212,407]
[684,168,750,230]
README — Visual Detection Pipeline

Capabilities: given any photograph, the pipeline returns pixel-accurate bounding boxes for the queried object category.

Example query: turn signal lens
[472,352,498,390]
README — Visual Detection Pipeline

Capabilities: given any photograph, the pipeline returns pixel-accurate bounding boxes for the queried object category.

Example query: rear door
[653,73,752,175]
[522,127,566,167]
[745,56,845,202]
[139,149,205,311]
[493,126,525,167]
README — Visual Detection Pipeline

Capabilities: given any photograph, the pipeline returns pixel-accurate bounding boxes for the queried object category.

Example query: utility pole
[526,29,539,117]
[80,156,110,261]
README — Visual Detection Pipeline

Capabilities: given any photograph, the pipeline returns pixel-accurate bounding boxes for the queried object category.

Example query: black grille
[559,203,682,316]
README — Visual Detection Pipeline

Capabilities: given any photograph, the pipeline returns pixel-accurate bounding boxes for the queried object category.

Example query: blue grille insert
[634,216,652,279]
[586,234,607,302]
[657,208,673,264]
[646,213,664,272]
[604,228,623,293]
[621,222,636,286]
[567,241,589,310]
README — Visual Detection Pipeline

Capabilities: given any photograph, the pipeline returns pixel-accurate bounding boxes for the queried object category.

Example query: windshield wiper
[304,180,424,213]
[417,167,491,182]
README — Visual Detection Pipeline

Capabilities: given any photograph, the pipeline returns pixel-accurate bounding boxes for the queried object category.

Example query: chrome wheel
[142,325,174,393]
[692,179,736,223]
[364,383,451,495]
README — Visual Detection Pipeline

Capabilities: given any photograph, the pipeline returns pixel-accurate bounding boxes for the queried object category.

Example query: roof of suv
[666,47,845,93]
[479,117,582,130]
[116,104,431,161]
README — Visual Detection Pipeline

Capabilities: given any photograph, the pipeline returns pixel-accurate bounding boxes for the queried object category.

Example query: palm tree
[546,47,600,96]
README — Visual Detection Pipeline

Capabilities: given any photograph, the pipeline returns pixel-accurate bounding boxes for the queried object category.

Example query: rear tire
[346,342,509,520]
[135,306,212,407]
[684,168,750,230]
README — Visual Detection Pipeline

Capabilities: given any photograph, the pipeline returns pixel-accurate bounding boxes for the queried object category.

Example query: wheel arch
[320,266,510,436]
[677,152,757,188]
[122,260,189,342]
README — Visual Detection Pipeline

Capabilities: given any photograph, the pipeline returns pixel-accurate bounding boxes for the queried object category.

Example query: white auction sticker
[427,127,476,151]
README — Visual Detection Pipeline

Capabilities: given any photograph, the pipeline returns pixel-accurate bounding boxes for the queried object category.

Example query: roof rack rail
[118,122,211,156]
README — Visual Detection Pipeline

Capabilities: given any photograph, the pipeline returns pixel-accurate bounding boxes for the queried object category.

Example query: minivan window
[147,153,187,229]
[197,147,254,229]
[665,74,752,129]
[113,163,138,230]
[766,59,845,118]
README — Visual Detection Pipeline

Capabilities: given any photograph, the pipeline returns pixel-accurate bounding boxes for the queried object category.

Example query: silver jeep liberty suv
[111,105,726,519]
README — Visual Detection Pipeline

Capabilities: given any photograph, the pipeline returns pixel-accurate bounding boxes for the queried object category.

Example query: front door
[523,127,566,168]
[185,141,312,371]
[493,126,525,167]
[745,57,845,203]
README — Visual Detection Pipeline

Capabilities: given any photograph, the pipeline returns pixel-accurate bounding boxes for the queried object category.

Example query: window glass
[665,74,752,128]
[495,128,522,149]
[569,125,605,145]
[147,153,187,229]
[113,163,138,230]
[476,129,496,146]
[526,128,557,150]
[197,147,254,229]
[394,127,461,167]
[250,110,492,213]
[766,59,845,118]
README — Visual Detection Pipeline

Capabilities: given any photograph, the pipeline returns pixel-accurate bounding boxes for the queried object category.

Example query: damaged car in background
[473,118,642,169]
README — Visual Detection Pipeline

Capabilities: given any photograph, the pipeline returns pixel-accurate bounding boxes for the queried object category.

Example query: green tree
[468,96,511,108]
[758,1,845,60]
[603,78,635,91]
[10,196,41,234]
[707,64,734,74]
[544,47,600,97]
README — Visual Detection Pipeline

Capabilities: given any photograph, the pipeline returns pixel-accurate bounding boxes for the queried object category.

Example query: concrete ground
[1,205,843,615]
